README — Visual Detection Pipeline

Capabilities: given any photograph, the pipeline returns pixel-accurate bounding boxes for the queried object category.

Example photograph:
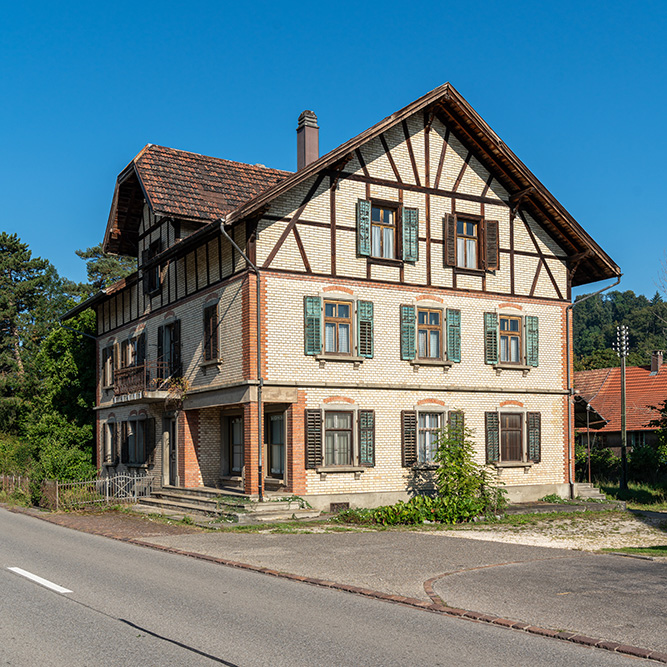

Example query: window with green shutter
[304,296,322,356]
[357,200,371,257]
[525,316,539,367]
[402,207,419,262]
[446,308,461,362]
[400,305,416,360]
[485,412,500,463]
[527,412,541,462]
[359,410,375,466]
[357,301,374,358]
[484,313,498,364]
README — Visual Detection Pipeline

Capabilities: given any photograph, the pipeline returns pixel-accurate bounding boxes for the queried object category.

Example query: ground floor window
[324,411,353,466]
[230,417,243,474]
[500,413,522,461]
[418,412,441,463]
[267,414,285,477]
[485,411,541,464]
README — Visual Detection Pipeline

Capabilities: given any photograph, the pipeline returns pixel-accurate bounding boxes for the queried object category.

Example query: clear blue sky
[2,0,665,298]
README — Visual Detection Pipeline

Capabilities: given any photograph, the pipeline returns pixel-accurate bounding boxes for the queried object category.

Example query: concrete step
[574,483,607,500]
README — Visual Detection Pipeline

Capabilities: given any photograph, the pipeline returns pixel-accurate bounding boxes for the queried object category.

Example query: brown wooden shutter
[172,320,182,376]
[401,410,418,467]
[444,214,457,267]
[485,220,499,271]
[146,417,156,466]
[305,409,322,469]
[120,422,129,464]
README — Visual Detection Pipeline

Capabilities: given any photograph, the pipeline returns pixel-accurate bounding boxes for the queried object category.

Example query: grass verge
[602,545,667,557]
[598,481,667,512]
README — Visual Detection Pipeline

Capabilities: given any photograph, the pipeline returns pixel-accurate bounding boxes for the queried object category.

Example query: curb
[7,505,667,663]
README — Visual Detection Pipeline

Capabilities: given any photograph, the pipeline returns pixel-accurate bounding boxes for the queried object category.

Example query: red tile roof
[135,144,291,221]
[574,365,667,432]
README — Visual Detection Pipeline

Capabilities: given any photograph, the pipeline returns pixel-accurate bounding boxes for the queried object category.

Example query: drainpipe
[565,274,621,497]
[219,218,264,502]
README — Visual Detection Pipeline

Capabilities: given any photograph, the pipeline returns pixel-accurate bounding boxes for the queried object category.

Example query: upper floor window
[120,332,145,369]
[417,308,442,360]
[142,240,161,295]
[203,304,219,361]
[158,320,182,377]
[484,312,539,368]
[456,219,478,269]
[400,305,461,363]
[324,300,351,354]
[102,346,114,387]
[304,296,373,359]
[371,206,396,259]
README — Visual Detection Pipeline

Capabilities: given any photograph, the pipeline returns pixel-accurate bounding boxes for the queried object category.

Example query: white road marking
[7,567,72,594]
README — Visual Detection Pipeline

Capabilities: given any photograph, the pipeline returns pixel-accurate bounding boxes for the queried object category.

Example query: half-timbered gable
[65,83,620,508]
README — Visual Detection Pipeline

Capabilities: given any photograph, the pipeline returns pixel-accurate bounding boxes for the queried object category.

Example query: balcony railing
[113,362,174,396]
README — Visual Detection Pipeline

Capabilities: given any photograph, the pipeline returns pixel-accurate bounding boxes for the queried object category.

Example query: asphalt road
[0,508,651,666]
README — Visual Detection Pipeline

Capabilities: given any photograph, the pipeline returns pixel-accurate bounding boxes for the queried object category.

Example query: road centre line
[7,567,72,594]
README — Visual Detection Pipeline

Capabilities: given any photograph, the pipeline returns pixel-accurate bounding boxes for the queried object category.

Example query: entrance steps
[135,486,320,525]
[573,483,607,501]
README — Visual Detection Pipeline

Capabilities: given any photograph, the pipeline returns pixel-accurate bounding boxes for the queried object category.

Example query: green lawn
[602,545,667,557]
[598,481,667,511]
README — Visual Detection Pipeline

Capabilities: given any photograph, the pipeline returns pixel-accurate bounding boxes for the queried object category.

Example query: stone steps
[574,483,607,501]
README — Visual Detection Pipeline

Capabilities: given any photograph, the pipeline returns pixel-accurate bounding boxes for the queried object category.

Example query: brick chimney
[297,110,319,170]
[651,351,663,374]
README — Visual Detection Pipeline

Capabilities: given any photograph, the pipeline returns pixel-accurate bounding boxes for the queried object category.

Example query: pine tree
[75,243,135,292]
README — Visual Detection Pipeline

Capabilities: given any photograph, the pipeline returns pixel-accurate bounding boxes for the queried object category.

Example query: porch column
[178,409,203,488]
[243,402,260,496]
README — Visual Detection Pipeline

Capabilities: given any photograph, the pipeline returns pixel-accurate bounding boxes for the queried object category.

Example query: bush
[575,442,620,481]
[335,424,505,526]
[38,441,96,483]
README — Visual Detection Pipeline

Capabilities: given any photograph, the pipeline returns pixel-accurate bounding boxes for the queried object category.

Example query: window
[142,240,161,295]
[400,306,461,363]
[120,333,145,369]
[324,301,351,354]
[401,410,464,467]
[418,412,441,463]
[500,316,521,364]
[324,411,353,466]
[304,297,373,359]
[102,346,114,386]
[485,411,541,464]
[267,414,285,478]
[371,205,396,259]
[119,417,154,466]
[203,304,219,361]
[417,309,441,360]
[444,214,498,271]
[356,200,419,261]
[456,219,478,269]
[157,320,182,377]
[229,417,243,474]
[304,409,375,469]
[104,422,115,464]
[484,313,539,367]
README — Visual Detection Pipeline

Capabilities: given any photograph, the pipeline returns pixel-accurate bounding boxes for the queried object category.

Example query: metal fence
[0,474,31,497]
[44,474,154,510]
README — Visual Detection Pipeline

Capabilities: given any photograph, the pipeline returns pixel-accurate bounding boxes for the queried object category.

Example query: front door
[267,413,285,479]
[165,418,177,486]
[229,416,243,476]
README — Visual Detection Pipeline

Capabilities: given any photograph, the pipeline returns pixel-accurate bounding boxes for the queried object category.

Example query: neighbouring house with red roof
[574,352,666,453]
[63,83,620,510]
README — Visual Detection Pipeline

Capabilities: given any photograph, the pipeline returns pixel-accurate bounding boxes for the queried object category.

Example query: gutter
[565,274,621,497]
[218,217,265,502]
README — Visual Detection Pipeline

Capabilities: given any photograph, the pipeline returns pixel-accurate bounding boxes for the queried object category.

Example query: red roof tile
[574,366,667,432]
[135,144,291,221]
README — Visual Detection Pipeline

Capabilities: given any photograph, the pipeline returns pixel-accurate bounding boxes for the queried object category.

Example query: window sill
[315,354,365,369]
[200,359,223,374]
[127,463,150,469]
[454,266,486,276]
[410,359,453,373]
[367,257,403,268]
[493,461,533,472]
[102,385,113,391]
[492,363,532,377]
[316,465,366,480]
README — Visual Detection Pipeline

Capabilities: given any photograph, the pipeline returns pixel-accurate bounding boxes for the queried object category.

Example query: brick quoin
[242,272,269,381]
[243,402,260,495]
[286,390,307,494]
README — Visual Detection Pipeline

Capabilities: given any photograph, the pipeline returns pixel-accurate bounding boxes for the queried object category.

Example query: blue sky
[2,0,665,298]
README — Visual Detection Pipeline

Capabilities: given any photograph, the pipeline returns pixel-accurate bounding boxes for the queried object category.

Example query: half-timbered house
[64,83,620,508]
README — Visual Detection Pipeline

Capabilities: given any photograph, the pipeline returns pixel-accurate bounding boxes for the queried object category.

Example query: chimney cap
[297,110,319,129]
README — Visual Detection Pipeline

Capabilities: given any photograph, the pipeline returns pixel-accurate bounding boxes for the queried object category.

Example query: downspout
[565,274,621,498]
[219,218,264,502]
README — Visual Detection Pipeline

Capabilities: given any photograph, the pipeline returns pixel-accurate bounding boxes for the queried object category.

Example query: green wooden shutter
[305,409,322,469]
[527,412,541,463]
[400,305,416,360]
[446,308,461,363]
[402,207,419,262]
[303,296,322,356]
[448,410,465,444]
[444,214,457,266]
[357,199,371,257]
[357,300,374,358]
[484,312,498,364]
[485,412,500,463]
[401,410,417,467]
[359,410,375,466]
[525,316,539,367]
[485,220,499,271]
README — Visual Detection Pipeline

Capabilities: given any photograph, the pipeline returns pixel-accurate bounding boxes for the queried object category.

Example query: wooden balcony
[113,362,173,398]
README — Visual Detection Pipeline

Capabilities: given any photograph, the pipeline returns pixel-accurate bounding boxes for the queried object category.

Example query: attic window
[142,240,161,295]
